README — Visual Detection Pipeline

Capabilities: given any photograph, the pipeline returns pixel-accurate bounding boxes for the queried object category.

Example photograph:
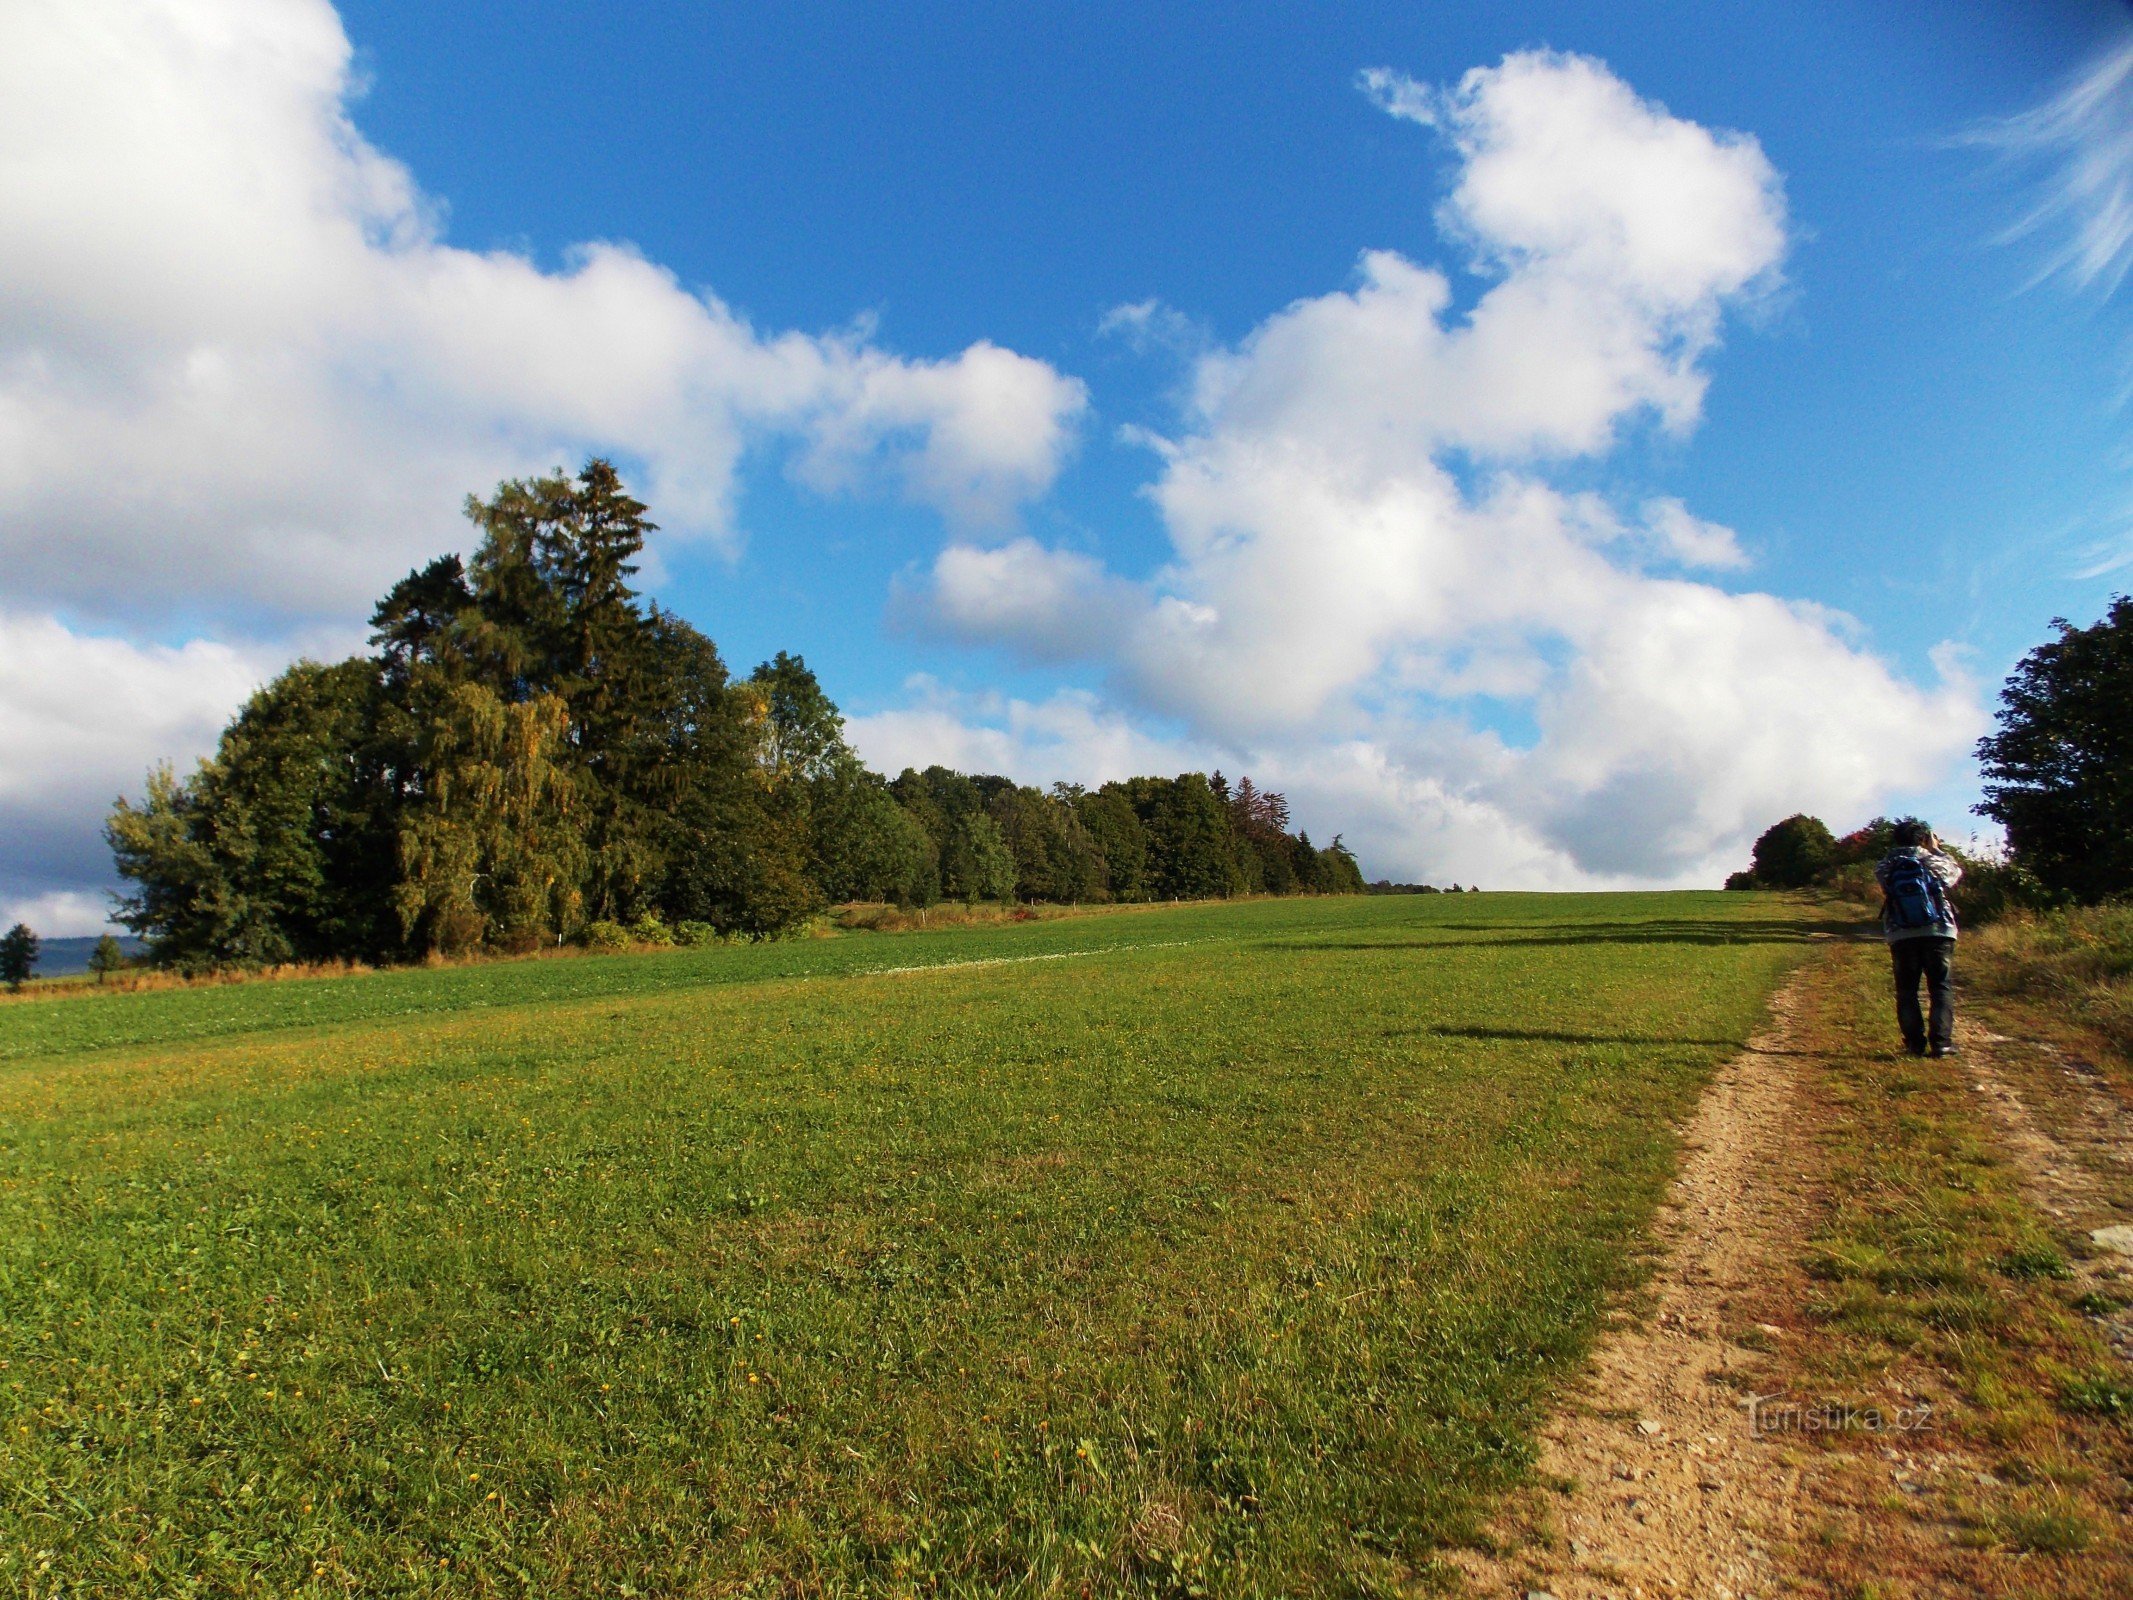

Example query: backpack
[1883,854,1952,932]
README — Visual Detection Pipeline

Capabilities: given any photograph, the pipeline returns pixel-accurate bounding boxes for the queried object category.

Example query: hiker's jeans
[1890,936,1955,1054]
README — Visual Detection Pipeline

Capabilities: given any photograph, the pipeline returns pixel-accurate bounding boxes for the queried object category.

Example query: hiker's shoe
[1903,1041,1928,1057]
[1930,1044,1958,1059]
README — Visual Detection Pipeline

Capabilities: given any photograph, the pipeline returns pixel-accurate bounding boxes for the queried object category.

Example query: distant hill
[32,935,145,979]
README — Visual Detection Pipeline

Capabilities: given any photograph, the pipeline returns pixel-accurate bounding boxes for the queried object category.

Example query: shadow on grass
[1418,1024,1749,1048]
[1258,916,1867,952]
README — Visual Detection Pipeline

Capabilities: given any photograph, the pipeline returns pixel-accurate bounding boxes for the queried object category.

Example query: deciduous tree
[1749,814,1837,889]
[1978,596,2133,902]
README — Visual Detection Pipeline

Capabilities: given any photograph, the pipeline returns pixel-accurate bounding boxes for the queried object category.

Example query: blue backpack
[1883,854,1952,932]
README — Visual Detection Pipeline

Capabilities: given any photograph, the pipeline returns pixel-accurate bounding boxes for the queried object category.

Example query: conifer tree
[0,924,37,992]
[87,934,126,983]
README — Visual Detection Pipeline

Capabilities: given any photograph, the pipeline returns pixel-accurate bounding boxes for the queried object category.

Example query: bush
[1723,870,1762,891]
[672,920,720,947]
[1946,851,2047,928]
[1825,862,1879,905]
[581,920,631,952]
[627,914,674,947]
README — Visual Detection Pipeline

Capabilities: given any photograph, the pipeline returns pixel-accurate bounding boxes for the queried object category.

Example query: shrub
[581,920,631,952]
[1825,862,1879,905]
[1723,870,1762,891]
[672,920,720,947]
[1945,849,2048,928]
[627,914,675,947]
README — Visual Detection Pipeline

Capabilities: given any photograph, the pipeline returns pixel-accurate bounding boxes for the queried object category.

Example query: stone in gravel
[2091,1224,2133,1256]
[1636,1418,1663,1435]
[1524,1592,1560,1600]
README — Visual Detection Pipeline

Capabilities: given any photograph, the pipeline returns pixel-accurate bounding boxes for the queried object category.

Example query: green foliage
[86,934,127,983]
[746,650,847,785]
[1988,1496,2096,1555]
[627,914,674,947]
[0,923,37,992]
[394,686,587,956]
[807,757,936,906]
[637,613,804,939]
[1832,815,1899,866]
[109,465,1371,973]
[0,891,1816,1593]
[1072,787,1148,899]
[1119,774,1247,900]
[1941,845,2046,927]
[941,810,1017,903]
[2058,1369,2133,1418]
[1225,774,1295,893]
[1311,834,1368,895]
[1750,813,1838,889]
[581,920,631,952]
[987,785,1105,903]
[107,659,393,970]
[1978,595,2133,903]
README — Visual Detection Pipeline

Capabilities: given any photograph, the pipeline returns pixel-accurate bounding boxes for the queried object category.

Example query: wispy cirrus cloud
[1966,27,2133,575]
[1969,30,2133,295]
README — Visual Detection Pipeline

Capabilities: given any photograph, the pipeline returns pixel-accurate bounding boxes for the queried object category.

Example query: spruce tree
[0,924,37,992]
[87,934,127,983]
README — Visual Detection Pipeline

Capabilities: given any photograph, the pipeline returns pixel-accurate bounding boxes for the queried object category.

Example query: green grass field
[0,892,1824,1597]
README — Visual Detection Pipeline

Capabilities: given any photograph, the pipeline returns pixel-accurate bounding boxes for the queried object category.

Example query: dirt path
[1453,948,2133,1600]
[1451,964,1826,1600]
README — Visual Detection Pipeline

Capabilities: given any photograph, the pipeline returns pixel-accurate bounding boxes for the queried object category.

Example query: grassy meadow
[0,892,1826,1597]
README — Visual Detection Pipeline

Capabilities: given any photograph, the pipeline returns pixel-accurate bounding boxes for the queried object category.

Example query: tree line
[105,461,1362,973]
[1728,594,2133,913]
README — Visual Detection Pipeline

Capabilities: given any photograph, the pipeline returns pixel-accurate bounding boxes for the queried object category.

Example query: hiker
[1874,820,1962,1058]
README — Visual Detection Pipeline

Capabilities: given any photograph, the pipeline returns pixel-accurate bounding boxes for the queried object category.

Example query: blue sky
[3,0,2131,929]
[327,0,2127,668]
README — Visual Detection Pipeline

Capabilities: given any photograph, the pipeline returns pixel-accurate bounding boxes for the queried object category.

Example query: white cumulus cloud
[0,0,1087,623]
[845,681,1202,788]
[0,613,300,933]
[913,50,1981,885]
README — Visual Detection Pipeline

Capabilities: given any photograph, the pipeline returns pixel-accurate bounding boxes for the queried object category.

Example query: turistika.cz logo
[1744,1393,1933,1437]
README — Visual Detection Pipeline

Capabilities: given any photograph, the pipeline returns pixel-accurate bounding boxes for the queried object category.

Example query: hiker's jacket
[1874,846,1962,943]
